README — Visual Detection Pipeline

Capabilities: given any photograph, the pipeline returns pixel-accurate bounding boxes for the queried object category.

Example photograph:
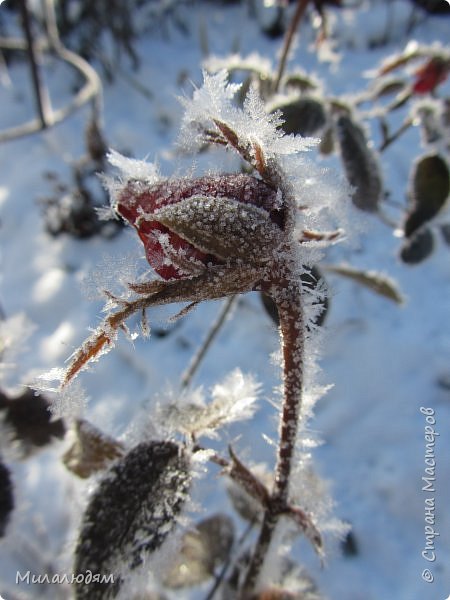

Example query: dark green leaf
[272,98,327,137]
[0,460,14,537]
[0,388,65,456]
[404,154,450,237]
[336,115,383,212]
[400,228,434,264]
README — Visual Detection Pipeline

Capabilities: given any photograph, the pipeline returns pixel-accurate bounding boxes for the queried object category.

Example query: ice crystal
[35,370,88,419]
[155,369,260,439]
[179,70,317,159]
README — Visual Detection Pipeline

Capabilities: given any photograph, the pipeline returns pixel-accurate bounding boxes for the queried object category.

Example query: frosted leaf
[74,441,191,599]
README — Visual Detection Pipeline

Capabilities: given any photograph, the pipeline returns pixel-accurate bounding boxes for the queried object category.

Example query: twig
[44,0,103,120]
[18,0,51,128]
[0,0,102,143]
[180,295,237,389]
[273,0,310,93]
[204,520,254,600]
[378,116,413,153]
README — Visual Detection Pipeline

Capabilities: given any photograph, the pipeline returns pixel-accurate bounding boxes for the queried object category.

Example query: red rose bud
[114,174,286,280]
[413,57,449,95]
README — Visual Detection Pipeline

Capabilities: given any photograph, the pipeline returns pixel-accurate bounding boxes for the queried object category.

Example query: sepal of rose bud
[111,171,287,280]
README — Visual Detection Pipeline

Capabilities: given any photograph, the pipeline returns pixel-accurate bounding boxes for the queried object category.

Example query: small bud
[113,174,286,280]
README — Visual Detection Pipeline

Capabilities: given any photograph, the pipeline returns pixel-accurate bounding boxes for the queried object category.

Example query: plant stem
[181,295,237,389]
[240,282,304,595]
[273,0,310,93]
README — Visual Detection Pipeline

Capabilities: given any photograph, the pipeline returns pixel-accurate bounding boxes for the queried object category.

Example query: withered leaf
[336,115,383,212]
[163,514,234,589]
[0,459,14,537]
[323,264,404,304]
[63,419,125,478]
[0,388,65,456]
[74,441,191,599]
[404,154,450,237]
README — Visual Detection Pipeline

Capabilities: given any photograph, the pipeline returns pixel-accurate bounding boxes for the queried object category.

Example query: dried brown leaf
[323,264,404,304]
[163,514,234,589]
[63,419,125,478]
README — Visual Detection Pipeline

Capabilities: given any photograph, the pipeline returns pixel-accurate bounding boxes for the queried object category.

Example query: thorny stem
[273,0,310,94]
[181,295,237,389]
[240,281,304,596]
[63,266,260,387]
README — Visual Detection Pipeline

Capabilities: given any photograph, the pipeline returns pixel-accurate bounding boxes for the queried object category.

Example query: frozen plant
[58,70,351,598]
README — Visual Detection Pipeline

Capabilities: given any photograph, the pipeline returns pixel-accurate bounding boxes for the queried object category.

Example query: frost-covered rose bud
[113,174,286,280]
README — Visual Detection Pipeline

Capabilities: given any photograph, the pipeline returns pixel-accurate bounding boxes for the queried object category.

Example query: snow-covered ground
[0,1,449,599]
